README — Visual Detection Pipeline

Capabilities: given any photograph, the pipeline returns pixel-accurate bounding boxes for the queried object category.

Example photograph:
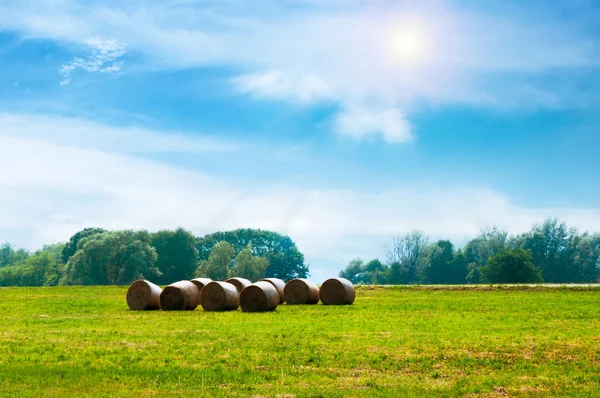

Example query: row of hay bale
[126,277,355,312]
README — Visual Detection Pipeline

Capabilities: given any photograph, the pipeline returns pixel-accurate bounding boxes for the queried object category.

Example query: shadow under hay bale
[159,281,200,311]
[319,277,356,305]
[190,278,213,293]
[284,278,320,305]
[240,281,280,312]
[225,277,252,293]
[126,280,162,310]
[259,278,286,304]
[201,281,240,311]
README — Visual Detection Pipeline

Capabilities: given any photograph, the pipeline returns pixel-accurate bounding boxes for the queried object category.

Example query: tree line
[0,228,309,287]
[340,218,600,284]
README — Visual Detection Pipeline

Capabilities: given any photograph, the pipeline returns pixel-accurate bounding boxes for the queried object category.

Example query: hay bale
[159,280,201,311]
[200,281,240,311]
[259,278,286,304]
[284,278,320,305]
[319,277,356,305]
[240,281,280,312]
[126,280,162,310]
[190,278,213,293]
[225,277,252,293]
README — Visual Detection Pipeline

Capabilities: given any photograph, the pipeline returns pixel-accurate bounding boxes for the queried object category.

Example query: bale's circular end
[225,277,252,293]
[190,278,213,292]
[284,278,320,305]
[259,278,286,304]
[126,280,161,310]
[159,281,200,311]
[240,282,279,312]
[201,281,240,311]
[320,277,356,305]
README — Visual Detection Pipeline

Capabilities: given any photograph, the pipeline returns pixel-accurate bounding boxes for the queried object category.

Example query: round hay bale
[200,281,240,311]
[225,277,252,293]
[240,281,280,312]
[284,278,320,305]
[319,277,356,305]
[190,278,213,293]
[259,278,286,304]
[159,280,200,311]
[126,280,162,310]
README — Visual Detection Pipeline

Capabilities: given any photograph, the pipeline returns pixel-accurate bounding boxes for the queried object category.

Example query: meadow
[1,286,599,397]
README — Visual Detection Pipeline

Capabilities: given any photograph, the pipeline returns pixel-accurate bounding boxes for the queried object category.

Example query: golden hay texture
[240,281,280,312]
[224,277,252,293]
[190,278,213,293]
[284,278,320,305]
[126,280,162,310]
[259,278,286,304]
[319,277,356,305]
[200,281,240,311]
[159,281,201,311]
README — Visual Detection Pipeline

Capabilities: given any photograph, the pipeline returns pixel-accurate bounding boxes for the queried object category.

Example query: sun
[392,25,430,64]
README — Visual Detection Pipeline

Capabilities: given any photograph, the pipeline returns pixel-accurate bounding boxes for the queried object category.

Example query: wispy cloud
[232,70,332,104]
[0,113,237,154]
[60,37,126,85]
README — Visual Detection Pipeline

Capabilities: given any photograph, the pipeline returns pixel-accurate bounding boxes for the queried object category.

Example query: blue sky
[1,0,600,281]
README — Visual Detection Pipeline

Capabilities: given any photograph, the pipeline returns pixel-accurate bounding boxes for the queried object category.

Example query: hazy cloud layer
[2,115,600,280]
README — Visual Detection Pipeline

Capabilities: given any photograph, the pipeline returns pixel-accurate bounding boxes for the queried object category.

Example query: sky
[1,0,600,282]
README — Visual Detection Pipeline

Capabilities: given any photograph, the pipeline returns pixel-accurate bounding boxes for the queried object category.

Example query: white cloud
[334,103,412,143]
[1,119,600,281]
[0,113,236,154]
[60,37,127,85]
[232,70,332,104]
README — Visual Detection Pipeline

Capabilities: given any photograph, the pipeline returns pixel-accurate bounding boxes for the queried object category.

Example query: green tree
[196,241,235,280]
[151,228,198,284]
[230,246,269,281]
[423,240,456,284]
[464,227,508,269]
[480,248,543,284]
[61,228,106,264]
[385,231,428,284]
[0,242,30,267]
[511,218,575,282]
[0,251,57,287]
[364,259,390,284]
[196,229,308,280]
[61,230,159,285]
[568,233,600,282]
[339,258,366,284]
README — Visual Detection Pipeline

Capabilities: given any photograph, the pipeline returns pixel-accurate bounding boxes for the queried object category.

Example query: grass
[1,286,600,397]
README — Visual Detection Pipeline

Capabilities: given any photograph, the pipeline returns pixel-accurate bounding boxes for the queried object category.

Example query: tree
[0,251,58,287]
[197,229,308,280]
[230,246,269,281]
[511,218,575,282]
[480,248,543,284]
[0,242,30,267]
[339,258,366,284]
[385,231,428,284]
[339,258,390,284]
[464,226,508,269]
[151,228,198,284]
[61,228,106,264]
[196,241,235,280]
[364,259,390,284]
[61,230,159,285]
[568,233,600,282]
[423,241,469,284]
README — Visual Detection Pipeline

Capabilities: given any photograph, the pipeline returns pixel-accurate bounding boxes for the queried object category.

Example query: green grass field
[1,286,600,397]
